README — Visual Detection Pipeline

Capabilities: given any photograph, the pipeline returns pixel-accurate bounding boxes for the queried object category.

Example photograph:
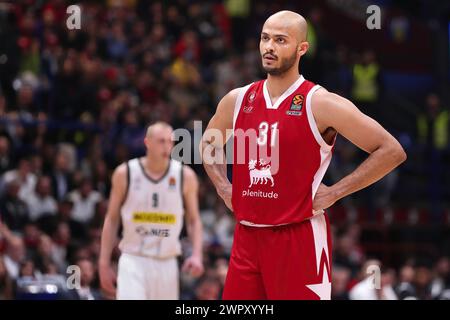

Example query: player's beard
[263,49,298,76]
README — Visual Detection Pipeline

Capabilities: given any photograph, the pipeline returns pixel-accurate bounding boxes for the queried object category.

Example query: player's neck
[266,69,301,99]
[142,155,170,175]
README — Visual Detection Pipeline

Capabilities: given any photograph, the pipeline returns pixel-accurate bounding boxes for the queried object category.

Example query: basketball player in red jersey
[200,11,406,300]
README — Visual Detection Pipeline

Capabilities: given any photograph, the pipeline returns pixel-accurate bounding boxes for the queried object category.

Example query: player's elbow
[388,142,407,167]
[398,147,407,164]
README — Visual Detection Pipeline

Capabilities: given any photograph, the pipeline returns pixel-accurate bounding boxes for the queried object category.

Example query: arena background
[0,0,449,300]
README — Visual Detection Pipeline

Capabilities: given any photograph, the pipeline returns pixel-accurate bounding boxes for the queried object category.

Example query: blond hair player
[99,121,204,299]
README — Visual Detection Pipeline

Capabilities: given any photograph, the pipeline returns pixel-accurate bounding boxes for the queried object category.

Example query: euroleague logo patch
[286,94,304,116]
[169,176,176,189]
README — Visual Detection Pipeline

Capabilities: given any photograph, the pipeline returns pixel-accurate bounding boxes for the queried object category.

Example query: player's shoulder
[311,87,361,131]
[311,87,353,113]
[181,164,198,191]
[220,82,256,106]
[219,88,240,108]
[112,162,129,181]
[182,164,197,180]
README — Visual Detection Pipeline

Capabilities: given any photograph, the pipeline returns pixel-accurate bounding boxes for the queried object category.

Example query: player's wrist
[328,185,341,203]
[191,252,203,261]
[98,258,111,267]
[216,182,231,194]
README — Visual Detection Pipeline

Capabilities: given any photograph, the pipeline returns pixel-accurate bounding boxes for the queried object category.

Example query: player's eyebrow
[261,32,289,38]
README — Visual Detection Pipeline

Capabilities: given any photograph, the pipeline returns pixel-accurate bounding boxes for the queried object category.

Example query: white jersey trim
[233,83,253,130]
[239,213,322,227]
[239,220,290,227]
[305,84,335,213]
[263,75,305,109]
[305,84,334,151]
[307,214,332,300]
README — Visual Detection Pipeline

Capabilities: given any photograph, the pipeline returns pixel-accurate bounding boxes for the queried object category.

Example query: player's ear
[298,41,309,57]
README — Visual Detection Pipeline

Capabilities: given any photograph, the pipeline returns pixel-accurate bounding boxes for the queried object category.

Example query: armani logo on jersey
[243,105,254,113]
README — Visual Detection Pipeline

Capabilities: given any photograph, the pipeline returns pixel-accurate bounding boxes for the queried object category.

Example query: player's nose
[263,39,275,52]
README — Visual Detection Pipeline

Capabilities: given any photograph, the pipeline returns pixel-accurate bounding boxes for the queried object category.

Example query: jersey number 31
[257,121,278,147]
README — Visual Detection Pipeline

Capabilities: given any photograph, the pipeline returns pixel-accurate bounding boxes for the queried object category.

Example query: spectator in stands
[396,263,416,299]
[50,221,71,273]
[431,256,450,299]
[351,49,382,120]
[412,262,434,300]
[33,234,60,274]
[22,223,42,251]
[17,258,37,278]
[0,179,30,232]
[331,266,351,300]
[417,93,449,151]
[333,230,364,276]
[73,258,102,300]
[1,231,26,280]
[349,260,398,300]
[49,151,73,201]
[194,275,222,300]
[24,175,58,222]
[417,93,449,219]
[57,196,87,242]
[90,160,111,199]
[67,178,102,225]
[1,158,37,201]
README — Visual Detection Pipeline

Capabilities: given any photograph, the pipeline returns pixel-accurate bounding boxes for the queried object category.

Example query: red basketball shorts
[222,213,332,300]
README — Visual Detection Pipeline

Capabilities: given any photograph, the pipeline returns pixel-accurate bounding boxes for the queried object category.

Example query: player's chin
[264,66,282,76]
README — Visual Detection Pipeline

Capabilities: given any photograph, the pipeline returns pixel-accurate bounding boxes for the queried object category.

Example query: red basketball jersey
[231,75,335,226]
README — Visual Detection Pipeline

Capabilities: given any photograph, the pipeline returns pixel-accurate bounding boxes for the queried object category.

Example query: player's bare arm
[200,88,239,211]
[99,162,127,297]
[181,165,204,277]
[311,89,407,211]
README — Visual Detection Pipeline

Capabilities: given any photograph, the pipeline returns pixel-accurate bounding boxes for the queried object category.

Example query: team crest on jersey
[168,176,176,189]
[286,94,304,116]
[248,91,256,102]
[248,159,274,187]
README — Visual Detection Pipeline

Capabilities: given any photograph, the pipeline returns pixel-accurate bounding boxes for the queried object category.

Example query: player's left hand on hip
[182,255,204,277]
[312,183,336,212]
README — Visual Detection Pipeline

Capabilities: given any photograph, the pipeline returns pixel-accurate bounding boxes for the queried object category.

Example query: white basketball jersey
[119,158,184,259]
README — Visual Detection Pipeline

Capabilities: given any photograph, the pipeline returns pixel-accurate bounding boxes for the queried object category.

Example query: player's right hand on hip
[99,262,117,298]
[313,183,336,212]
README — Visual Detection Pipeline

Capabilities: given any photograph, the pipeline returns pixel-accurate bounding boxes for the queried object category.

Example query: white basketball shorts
[116,253,179,300]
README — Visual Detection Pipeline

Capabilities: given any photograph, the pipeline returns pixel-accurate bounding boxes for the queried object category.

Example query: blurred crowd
[0,0,449,300]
